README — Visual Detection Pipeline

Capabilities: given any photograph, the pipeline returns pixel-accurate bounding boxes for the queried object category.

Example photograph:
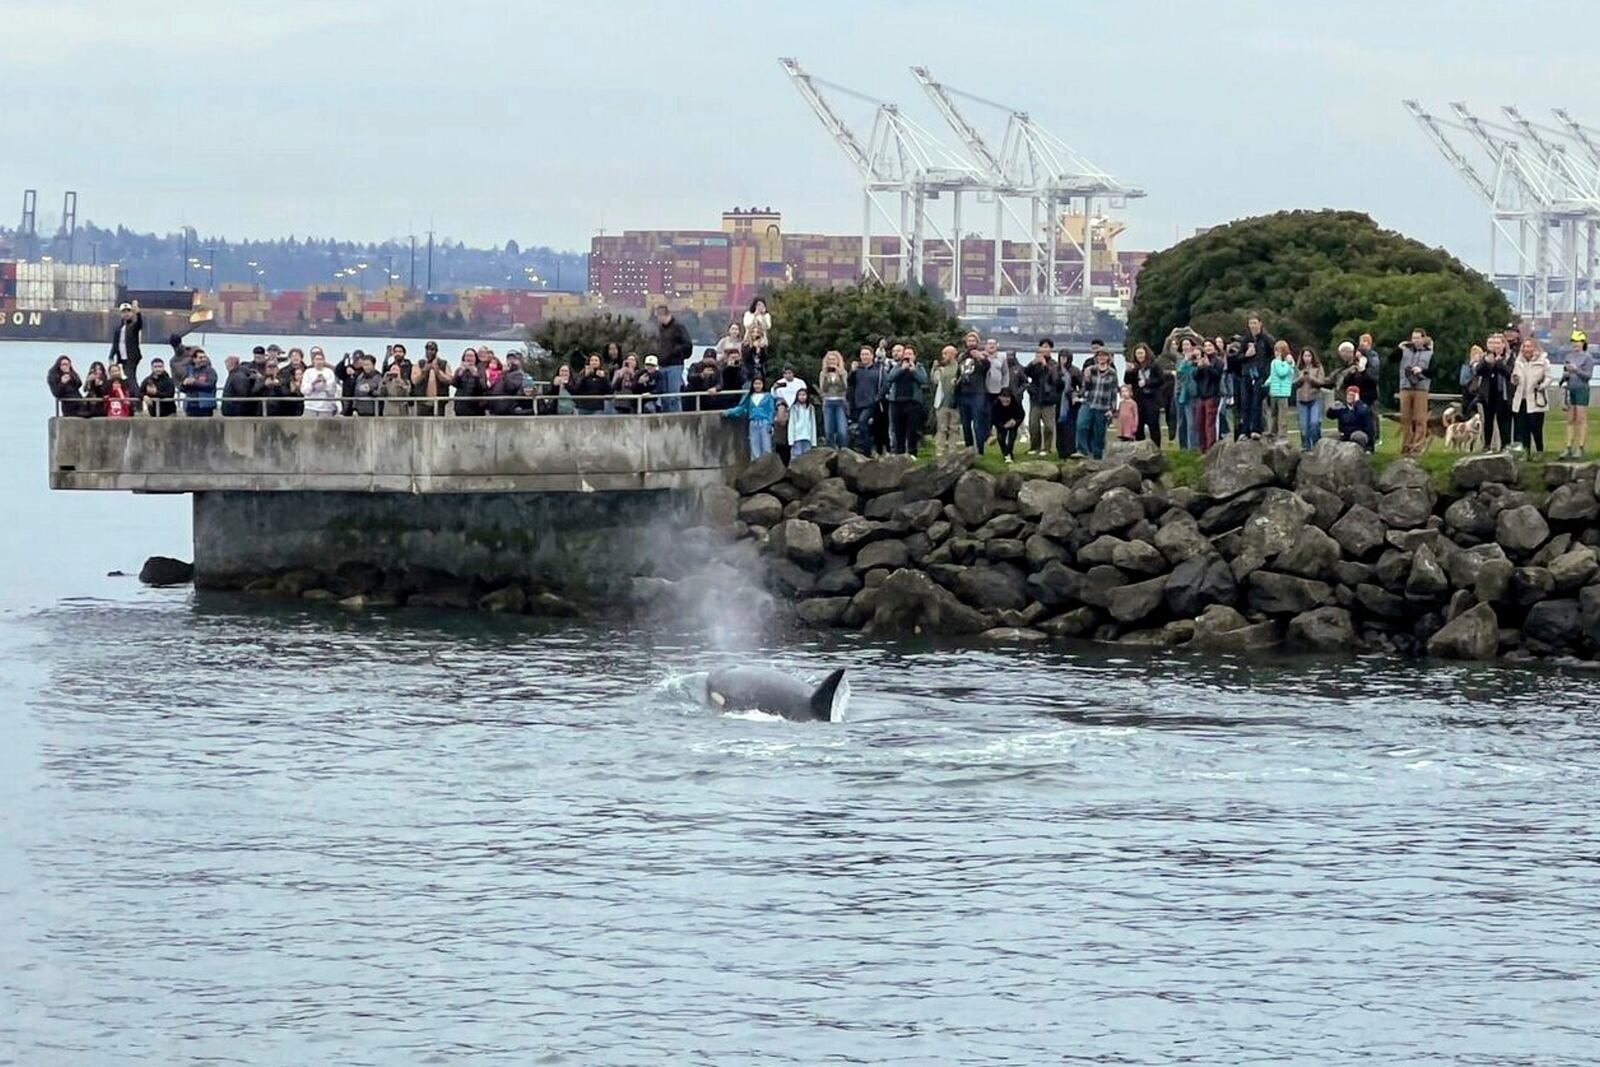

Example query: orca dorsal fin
[810,668,847,722]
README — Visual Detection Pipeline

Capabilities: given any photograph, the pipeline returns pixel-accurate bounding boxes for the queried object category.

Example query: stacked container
[3,260,120,311]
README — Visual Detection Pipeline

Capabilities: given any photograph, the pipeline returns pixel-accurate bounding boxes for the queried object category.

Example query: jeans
[748,418,772,458]
[1173,397,1191,449]
[959,393,988,453]
[1075,405,1108,459]
[822,398,849,449]
[660,364,683,413]
[791,439,812,458]
[1028,402,1057,455]
[1297,398,1323,450]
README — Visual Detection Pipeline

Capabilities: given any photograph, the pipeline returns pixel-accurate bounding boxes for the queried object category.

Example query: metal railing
[48,387,752,419]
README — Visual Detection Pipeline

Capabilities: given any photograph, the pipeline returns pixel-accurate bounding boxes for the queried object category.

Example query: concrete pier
[49,414,747,599]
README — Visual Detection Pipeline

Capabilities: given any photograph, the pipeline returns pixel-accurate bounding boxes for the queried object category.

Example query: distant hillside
[0,222,588,294]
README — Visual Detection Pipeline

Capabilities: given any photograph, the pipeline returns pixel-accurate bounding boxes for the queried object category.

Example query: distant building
[588,207,1147,315]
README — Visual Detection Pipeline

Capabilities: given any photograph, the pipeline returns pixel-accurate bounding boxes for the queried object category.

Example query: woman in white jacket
[300,350,341,417]
[1509,337,1550,454]
[742,297,772,346]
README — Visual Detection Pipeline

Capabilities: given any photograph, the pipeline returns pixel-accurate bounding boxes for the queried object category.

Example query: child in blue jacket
[724,376,777,458]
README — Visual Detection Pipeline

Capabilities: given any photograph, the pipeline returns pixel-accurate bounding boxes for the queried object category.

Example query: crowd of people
[47,301,1592,463]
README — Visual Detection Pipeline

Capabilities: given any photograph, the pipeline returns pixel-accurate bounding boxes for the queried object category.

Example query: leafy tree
[1127,210,1512,402]
[529,312,652,374]
[764,281,965,385]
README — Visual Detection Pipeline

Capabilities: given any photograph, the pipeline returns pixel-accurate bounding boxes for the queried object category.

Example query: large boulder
[735,452,786,494]
[796,596,853,627]
[1525,599,1583,649]
[854,539,911,573]
[1581,585,1600,645]
[1164,556,1238,617]
[1201,438,1277,499]
[1089,487,1146,536]
[1375,458,1432,493]
[803,477,860,514]
[1510,566,1556,608]
[1101,438,1165,477]
[893,498,944,531]
[849,454,918,495]
[768,559,818,596]
[861,568,989,636]
[953,470,998,526]
[1197,488,1269,535]
[1404,544,1450,600]
[770,518,826,570]
[1238,489,1316,562]
[1275,525,1343,582]
[1039,606,1098,638]
[1444,494,1498,540]
[138,556,194,587]
[1112,539,1169,576]
[1077,535,1127,566]
[1287,606,1357,651]
[785,447,837,492]
[1017,479,1072,518]
[900,450,974,502]
[1153,514,1214,566]
[1450,452,1519,491]
[738,493,785,527]
[952,563,1028,611]
[1246,571,1334,615]
[1377,487,1434,530]
[1295,438,1373,498]
[1546,480,1600,523]
[1025,533,1069,570]
[1549,547,1600,593]
[1298,484,1347,530]
[1106,575,1169,624]
[1026,561,1087,608]
[1354,582,1406,619]
[1496,505,1550,556]
[1427,602,1500,659]
[1473,558,1515,605]
[973,513,1027,540]
[1066,464,1142,513]
[1329,504,1386,559]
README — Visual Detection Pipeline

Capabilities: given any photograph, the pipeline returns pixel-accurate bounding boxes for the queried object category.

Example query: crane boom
[1402,100,1493,201]
[910,66,1004,179]
[1553,108,1600,167]
[778,57,874,178]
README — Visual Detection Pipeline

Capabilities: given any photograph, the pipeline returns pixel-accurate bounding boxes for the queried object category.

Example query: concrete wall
[192,489,708,594]
[49,413,745,494]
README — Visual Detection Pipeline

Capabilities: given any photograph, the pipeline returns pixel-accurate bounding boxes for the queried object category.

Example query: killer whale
[704,666,848,723]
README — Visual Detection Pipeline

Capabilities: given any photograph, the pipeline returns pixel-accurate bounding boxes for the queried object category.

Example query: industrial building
[588,206,1147,321]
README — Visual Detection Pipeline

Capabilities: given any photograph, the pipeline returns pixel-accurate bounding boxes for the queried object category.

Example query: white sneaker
[1004,456,1013,464]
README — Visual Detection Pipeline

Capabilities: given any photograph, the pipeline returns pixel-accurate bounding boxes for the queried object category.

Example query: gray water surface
[3,342,1599,1064]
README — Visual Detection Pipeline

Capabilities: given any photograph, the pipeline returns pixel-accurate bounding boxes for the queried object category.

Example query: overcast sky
[4,0,1591,268]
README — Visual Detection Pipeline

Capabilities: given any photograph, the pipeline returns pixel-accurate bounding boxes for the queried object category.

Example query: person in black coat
[451,350,488,416]
[109,302,143,385]
[1123,344,1168,446]
[653,304,694,412]
[572,353,612,414]
[139,358,177,417]
[47,355,86,416]
[1475,337,1514,451]
[220,357,259,416]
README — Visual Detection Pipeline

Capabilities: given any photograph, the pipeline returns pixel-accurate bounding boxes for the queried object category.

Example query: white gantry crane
[911,66,1144,304]
[1404,99,1600,319]
[779,57,990,300]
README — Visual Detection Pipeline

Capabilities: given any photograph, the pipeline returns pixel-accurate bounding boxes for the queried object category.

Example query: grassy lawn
[914,406,1600,489]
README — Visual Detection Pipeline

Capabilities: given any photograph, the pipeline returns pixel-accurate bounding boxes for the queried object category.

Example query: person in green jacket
[1267,339,1296,440]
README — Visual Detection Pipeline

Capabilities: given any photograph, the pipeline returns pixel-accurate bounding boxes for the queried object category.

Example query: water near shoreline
[4,341,1600,1063]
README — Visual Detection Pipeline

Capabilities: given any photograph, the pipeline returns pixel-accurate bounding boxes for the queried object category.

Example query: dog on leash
[1442,405,1483,452]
